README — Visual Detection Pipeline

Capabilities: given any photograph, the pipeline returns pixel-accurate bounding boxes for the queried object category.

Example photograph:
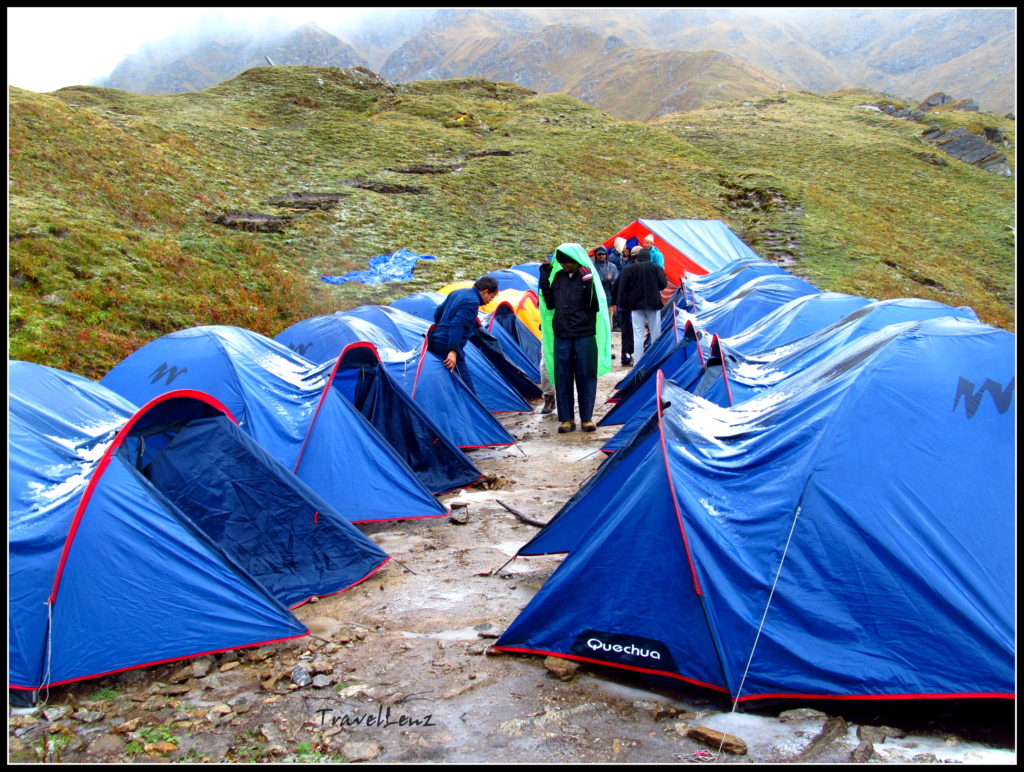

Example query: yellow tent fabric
[486,289,541,339]
[436,281,473,296]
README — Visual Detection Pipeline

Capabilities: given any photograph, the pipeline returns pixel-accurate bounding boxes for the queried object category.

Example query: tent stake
[390,557,419,575]
[496,499,546,527]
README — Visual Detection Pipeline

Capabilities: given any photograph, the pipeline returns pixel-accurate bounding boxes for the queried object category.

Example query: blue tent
[485,268,538,292]
[601,296,983,451]
[683,258,787,311]
[496,317,1015,701]
[510,262,542,279]
[484,302,542,381]
[277,308,533,413]
[10,362,389,694]
[343,305,537,407]
[689,273,819,327]
[100,326,448,523]
[380,344,517,449]
[318,342,482,493]
[390,291,447,321]
[697,298,982,406]
[276,316,515,448]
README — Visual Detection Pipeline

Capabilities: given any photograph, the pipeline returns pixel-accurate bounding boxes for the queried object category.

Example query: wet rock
[852,740,875,762]
[43,705,72,722]
[144,741,178,755]
[912,753,939,763]
[88,733,126,756]
[260,723,285,744]
[291,665,312,687]
[342,741,382,762]
[686,726,747,755]
[543,656,582,680]
[159,682,194,696]
[9,713,40,730]
[244,645,276,663]
[650,702,688,721]
[113,717,143,734]
[72,708,105,723]
[857,725,890,744]
[167,664,194,684]
[790,715,849,761]
[141,696,169,712]
[778,707,828,723]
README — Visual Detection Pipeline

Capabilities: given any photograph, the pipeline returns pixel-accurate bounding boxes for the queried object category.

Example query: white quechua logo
[570,629,676,670]
[586,637,662,660]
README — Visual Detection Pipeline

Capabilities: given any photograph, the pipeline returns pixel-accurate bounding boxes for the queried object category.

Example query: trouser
[554,336,597,423]
[539,354,554,398]
[427,339,475,395]
[620,309,634,362]
[632,308,662,360]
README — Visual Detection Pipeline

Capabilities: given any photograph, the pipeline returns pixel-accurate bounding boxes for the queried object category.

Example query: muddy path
[9,342,1016,764]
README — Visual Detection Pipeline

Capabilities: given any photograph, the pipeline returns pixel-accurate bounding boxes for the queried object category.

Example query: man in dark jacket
[427,276,499,394]
[538,249,600,433]
[615,248,667,364]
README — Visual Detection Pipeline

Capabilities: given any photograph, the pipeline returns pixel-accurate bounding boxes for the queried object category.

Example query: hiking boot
[541,394,555,414]
[557,421,575,434]
[581,421,597,432]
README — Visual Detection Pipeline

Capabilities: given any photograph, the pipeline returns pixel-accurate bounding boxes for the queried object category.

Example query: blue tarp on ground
[321,248,436,285]
[100,326,447,523]
[497,317,1015,701]
[10,362,390,692]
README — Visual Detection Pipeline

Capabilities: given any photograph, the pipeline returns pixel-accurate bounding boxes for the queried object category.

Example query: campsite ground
[8,341,1016,764]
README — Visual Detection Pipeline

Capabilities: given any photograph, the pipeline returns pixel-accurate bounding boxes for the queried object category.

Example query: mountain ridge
[93,9,1016,117]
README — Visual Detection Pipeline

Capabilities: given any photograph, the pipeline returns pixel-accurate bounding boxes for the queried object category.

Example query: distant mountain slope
[93,9,1014,114]
[102,22,366,94]
[382,20,786,120]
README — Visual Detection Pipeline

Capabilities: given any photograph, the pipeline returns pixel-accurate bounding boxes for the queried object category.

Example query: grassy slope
[655,90,1016,329]
[8,67,1015,379]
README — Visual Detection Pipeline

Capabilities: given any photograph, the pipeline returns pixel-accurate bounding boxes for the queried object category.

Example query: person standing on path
[643,233,665,269]
[615,247,667,364]
[537,244,612,433]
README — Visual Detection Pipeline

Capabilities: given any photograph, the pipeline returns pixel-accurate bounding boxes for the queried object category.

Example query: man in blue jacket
[427,276,500,394]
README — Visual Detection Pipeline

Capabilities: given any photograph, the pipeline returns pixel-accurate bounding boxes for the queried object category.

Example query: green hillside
[654,89,1015,328]
[8,67,1015,378]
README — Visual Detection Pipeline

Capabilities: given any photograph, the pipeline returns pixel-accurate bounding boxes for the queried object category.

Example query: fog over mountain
[95,7,1016,117]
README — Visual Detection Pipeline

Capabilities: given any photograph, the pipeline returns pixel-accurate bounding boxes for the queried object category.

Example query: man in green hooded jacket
[537,245,612,433]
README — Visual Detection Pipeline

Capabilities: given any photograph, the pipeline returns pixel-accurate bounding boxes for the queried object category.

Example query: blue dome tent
[496,318,1014,701]
[10,362,389,696]
[100,327,448,523]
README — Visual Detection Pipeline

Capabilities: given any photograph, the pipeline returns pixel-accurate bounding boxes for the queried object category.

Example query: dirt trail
[9,341,1016,764]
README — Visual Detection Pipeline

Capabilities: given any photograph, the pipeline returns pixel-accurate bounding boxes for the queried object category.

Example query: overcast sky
[6,6,376,92]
